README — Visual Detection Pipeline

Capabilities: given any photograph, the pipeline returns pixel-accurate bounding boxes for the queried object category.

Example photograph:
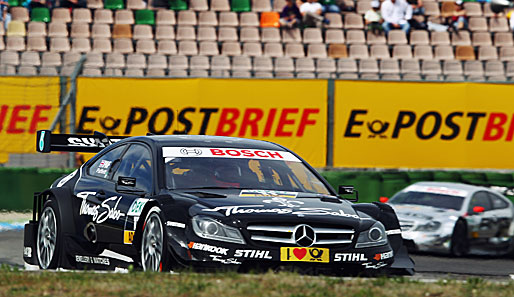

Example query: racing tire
[140,206,172,272]
[450,219,469,257]
[36,199,62,269]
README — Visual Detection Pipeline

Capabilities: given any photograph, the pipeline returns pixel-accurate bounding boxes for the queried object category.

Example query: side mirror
[118,176,136,187]
[473,206,485,213]
[115,176,146,196]
[338,185,358,202]
[379,197,389,203]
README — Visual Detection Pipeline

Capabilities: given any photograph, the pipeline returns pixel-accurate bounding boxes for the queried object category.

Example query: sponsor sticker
[234,249,273,259]
[127,198,149,216]
[188,242,229,255]
[405,185,468,197]
[334,253,368,262]
[166,221,186,229]
[163,147,301,162]
[95,168,108,176]
[262,197,303,208]
[98,160,112,169]
[209,255,242,265]
[362,262,388,270]
[204,205,360,219]
[67,137,121,147]
[373,251,393,261]
[240,190,298,198]
[180,148,202,156]
[280,247,329,263]
[75,255,110,266]
[77,192,126,224]
[124,230,135,245]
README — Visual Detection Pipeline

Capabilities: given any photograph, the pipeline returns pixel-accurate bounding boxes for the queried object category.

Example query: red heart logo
[293,248,307,260]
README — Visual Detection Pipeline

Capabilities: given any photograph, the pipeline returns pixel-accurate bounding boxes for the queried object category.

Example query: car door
[75,144,129,244]
[486,192,512,238]
[110,143,155,246]
[467,191,496,239]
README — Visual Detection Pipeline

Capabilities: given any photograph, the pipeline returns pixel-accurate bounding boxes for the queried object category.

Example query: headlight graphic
[355,221,388,248]
[191,216,245,244]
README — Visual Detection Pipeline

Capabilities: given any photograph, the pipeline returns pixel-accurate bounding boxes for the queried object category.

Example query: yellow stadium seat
[7,21,26,37]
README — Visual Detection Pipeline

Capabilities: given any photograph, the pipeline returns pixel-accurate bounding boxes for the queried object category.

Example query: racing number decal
[280,247,329,263]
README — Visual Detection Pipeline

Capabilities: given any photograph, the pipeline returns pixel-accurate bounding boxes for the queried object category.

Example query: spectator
[381,0,412,34]
[408,0,424,15]
[320,0,340,13]
[300,0,328,28]
[152,0,169,8]
[448,0,467,30]
[407,0,426,29]
[0,1,10,30]
[26,0,49,11]
[365,1,383,35]
[60,0,87,9]
[280,0,302,28]
[508,9,514,31]
[335,0,355,12]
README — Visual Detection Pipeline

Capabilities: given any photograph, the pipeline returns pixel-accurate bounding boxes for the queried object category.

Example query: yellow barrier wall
[334,81,514,169]
[0,77,60,163]
[76,78,328,167]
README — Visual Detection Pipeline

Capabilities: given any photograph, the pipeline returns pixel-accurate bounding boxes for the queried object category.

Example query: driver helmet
[213,162,242,187]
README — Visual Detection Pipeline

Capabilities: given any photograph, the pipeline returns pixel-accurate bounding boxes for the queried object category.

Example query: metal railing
[48,55,86,168]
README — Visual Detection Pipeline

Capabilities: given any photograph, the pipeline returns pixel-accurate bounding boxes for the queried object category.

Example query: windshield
[389,191,464,211]
[163,147,331,194]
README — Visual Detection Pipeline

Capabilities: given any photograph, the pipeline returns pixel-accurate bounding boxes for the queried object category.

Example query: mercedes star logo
[294,224,316,247]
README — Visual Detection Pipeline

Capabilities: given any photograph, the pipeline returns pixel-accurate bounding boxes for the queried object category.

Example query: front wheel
[450,220,469,257]
[140,207,171,271]
[36,200,61,269]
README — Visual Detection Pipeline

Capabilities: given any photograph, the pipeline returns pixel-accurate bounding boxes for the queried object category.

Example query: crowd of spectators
[3,0,514,79]
[275,0,486,36]
[279,0,330,28]
[2,0,510,35]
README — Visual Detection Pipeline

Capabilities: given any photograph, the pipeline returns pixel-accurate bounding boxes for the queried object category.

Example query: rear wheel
[140,207,171,271]
[451,220,469,257]
[37,200,61,269]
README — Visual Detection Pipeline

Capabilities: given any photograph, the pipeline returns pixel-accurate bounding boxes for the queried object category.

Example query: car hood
[389,204,462,222]
[175,190,364,228]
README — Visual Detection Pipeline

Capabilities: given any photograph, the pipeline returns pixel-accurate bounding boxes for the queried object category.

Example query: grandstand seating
[0,0,513,80]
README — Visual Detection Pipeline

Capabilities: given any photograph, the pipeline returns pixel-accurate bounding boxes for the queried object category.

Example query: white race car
[387,182,514,256]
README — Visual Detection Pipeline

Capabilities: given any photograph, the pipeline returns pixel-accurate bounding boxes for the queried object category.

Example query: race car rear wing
[36,130,127,153]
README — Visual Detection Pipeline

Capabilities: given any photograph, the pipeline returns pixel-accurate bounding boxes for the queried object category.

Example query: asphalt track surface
[1,230,513,280]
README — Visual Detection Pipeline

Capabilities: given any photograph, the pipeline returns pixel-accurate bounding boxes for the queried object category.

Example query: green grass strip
[0,268,513,297]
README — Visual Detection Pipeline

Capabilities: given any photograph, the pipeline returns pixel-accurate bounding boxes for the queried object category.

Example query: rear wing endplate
[36,130,127,153]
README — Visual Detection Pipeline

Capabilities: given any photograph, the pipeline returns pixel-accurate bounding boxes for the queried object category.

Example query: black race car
[24,130,414,275]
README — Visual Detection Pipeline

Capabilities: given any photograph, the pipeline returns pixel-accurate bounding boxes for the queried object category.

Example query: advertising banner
[0,77,61,163]
[334,81,514,169]
[76,78,327,167]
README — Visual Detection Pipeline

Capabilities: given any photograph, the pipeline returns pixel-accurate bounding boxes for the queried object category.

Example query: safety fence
[2,77,514,170]
[0,167,73,211]
[3,168,514,211]
[321,170,514,205]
